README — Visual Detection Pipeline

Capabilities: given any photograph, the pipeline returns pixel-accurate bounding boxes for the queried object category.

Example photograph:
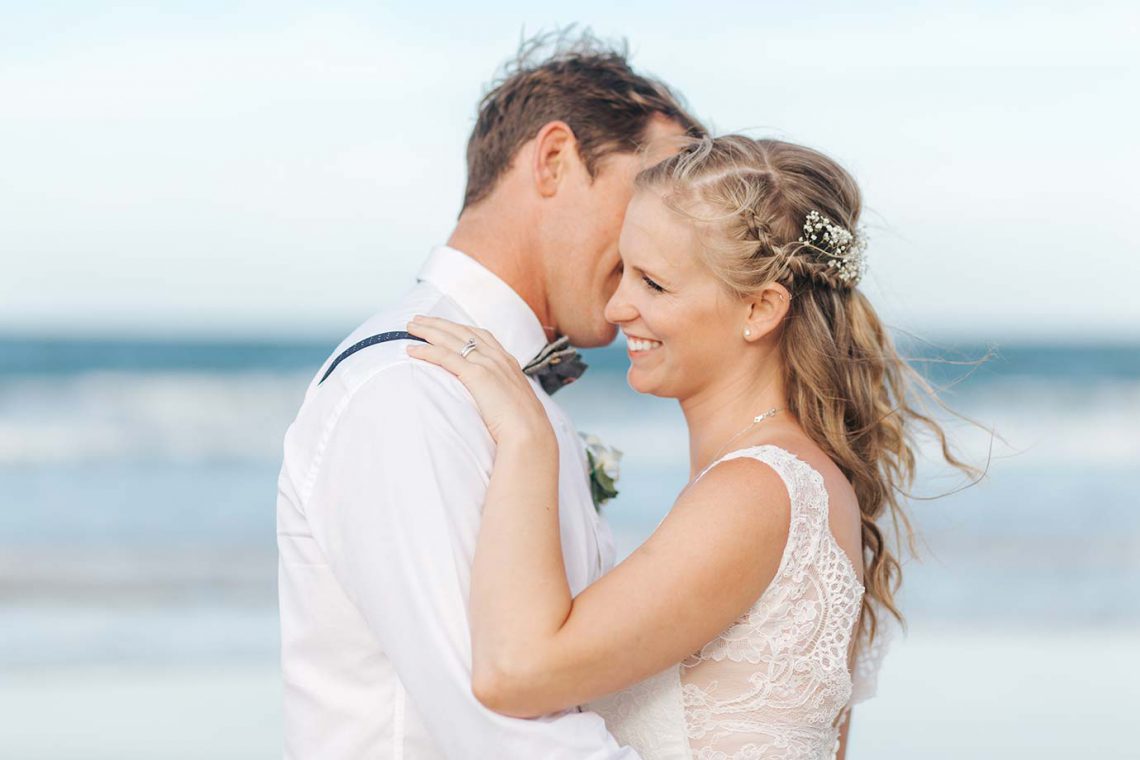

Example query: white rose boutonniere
[580,432,622,511]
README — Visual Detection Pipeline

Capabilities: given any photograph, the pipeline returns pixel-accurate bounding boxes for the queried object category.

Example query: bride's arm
[475,455,787,718]
[406,316,790,718]
[836,709,852,759]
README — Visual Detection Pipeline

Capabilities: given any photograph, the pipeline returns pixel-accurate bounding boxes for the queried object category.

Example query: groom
[277,34,703,759]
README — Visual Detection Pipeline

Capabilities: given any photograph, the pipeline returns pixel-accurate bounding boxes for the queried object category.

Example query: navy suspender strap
[318,330,427,385]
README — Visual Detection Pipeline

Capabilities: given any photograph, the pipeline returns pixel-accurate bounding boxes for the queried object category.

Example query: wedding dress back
[589,444,881,760]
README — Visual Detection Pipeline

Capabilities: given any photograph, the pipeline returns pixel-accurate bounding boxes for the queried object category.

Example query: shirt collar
[416,245,549,367]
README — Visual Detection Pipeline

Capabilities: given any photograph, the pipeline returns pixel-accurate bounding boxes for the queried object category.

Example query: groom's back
[274,28,700,758]
[277,278,463,759]
[276,248,622,759]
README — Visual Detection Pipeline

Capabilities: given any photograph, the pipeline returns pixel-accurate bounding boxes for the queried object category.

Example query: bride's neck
[680,362,787,481]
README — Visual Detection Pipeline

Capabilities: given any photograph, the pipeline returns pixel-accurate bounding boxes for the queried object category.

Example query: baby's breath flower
[798,210,868,285]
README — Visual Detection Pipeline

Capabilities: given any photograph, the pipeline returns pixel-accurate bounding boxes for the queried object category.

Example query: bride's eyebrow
[617,248,672,285]
[630,262,671,285]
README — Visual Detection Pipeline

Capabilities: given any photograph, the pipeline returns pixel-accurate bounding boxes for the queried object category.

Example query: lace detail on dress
[587,666,693,760]
[589,445,881,760]
[679,446,865,759]
[850,599,897,705]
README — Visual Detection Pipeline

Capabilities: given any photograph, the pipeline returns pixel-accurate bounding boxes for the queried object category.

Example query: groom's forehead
[592,118,689,186]
[641,116,690,162]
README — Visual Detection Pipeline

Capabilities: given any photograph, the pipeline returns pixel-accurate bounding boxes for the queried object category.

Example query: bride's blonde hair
[637,135,980,640]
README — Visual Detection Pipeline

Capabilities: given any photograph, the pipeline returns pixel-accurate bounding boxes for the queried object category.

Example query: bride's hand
[405,315,554,446]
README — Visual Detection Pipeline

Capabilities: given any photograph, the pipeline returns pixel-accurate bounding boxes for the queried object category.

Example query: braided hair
[635,135,979,642]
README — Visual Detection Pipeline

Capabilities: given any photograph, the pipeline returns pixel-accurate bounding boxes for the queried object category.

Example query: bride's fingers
[405,319,468,353]
[410,317,514,368]
[466,325,508,354]
[405,341,485,377]
[412,317,509,357]
[409,315,480,346]
[472,329,519,369]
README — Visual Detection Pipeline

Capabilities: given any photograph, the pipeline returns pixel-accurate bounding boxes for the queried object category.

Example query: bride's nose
[604,281,637,325]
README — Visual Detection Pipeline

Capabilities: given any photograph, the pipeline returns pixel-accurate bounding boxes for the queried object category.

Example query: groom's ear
[532,121,579,198]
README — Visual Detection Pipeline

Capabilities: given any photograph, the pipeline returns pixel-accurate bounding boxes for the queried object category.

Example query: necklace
[682,407,784,494]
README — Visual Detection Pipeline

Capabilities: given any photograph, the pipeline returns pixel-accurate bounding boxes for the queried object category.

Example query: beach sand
[1,627,1137,759]
[852,626,1139,758]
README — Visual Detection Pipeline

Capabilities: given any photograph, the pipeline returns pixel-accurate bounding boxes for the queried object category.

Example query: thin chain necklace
[682,407,784,494]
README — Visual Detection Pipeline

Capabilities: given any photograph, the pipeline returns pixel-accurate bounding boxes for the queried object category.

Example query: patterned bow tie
[522,336,588,395]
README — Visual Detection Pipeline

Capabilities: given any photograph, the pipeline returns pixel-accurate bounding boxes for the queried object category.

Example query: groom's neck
[447,203,555,340]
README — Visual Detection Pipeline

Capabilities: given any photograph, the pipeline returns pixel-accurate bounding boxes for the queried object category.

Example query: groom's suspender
[318,331,427,385]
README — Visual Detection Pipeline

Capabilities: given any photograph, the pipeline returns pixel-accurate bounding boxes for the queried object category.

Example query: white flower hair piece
[798,210,868,285]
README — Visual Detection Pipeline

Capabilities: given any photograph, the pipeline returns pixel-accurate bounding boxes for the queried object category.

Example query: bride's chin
[627,368,667,397]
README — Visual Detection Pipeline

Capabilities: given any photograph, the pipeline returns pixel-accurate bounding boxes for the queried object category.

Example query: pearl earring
[743,328,752,338]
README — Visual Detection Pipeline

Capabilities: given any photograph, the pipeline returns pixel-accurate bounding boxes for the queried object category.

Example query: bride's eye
[642,275,666,293]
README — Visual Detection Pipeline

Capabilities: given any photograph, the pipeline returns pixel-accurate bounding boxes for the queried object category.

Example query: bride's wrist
[497,421,557,458]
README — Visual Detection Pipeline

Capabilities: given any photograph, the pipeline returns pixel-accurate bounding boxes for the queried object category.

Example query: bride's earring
[743,328,752,339]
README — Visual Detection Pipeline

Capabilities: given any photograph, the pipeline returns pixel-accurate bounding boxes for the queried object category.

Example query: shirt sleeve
[306,360,638,759]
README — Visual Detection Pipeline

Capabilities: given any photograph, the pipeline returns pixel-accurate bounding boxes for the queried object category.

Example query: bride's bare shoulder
[751,434,863,577]
[673,451,793,547]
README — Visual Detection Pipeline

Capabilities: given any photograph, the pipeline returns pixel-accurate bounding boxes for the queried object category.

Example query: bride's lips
[624,333,663,356]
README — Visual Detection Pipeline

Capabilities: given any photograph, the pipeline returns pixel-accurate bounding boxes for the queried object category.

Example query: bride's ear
[741,282,792,342]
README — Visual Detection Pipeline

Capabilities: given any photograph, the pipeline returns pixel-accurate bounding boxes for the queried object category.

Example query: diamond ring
[459,338,478,359]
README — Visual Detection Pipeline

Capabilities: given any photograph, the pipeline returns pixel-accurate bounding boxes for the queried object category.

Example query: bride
[405,135,973,759]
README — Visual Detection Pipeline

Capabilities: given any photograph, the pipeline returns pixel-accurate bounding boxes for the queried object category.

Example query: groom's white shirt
[277,245,634,759]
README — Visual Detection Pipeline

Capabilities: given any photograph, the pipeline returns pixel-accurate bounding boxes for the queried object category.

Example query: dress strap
[696,445,825,509]
[695,445,833,565]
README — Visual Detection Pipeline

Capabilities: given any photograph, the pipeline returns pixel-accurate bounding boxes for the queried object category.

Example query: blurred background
[2,2,1138,758]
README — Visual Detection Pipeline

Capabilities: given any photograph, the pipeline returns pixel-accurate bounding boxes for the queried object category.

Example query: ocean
[1,334,1138,757]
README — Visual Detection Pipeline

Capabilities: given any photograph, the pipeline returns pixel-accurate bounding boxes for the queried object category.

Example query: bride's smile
[604,189,790,425]
[623,333,662,355]
[605,191,744,400]
[403,133,982,760]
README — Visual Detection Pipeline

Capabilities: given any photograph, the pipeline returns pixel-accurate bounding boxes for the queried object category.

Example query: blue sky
[1,1,1137,340]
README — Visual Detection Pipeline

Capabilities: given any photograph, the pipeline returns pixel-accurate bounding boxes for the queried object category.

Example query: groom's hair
[462,29,704,210]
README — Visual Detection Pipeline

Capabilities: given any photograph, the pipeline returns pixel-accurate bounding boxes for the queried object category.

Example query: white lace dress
[588,445,886,760]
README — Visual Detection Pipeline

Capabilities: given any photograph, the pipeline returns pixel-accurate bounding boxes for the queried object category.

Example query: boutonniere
[580,432,622,511]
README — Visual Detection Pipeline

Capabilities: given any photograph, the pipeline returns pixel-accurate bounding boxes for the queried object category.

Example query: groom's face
[548,116,686,349]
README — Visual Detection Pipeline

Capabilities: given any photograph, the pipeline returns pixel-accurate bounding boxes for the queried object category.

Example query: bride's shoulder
[677,451,793,543]
[737,436,857,506]
[698,437,859,524]
[668,454,793,598]
[736,437,863,577]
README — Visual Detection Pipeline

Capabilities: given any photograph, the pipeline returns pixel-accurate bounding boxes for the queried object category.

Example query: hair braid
[636,135,983,643]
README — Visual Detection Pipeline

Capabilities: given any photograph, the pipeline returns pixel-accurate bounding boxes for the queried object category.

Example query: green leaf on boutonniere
[585,447,620,511]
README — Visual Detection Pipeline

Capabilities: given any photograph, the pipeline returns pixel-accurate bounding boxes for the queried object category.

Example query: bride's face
[604,190,745,399]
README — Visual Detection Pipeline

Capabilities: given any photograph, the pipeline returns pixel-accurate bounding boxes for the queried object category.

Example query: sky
[1,1,1138,341]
